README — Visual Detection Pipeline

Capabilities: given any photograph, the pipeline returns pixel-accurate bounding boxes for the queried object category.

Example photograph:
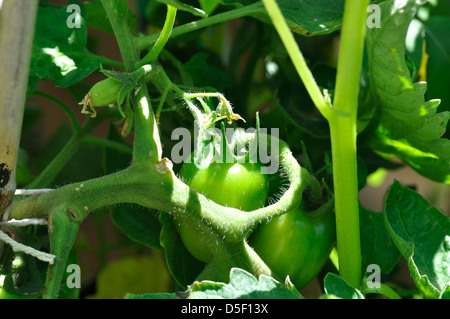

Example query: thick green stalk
[329,0,369,288]
[261,0,368,288]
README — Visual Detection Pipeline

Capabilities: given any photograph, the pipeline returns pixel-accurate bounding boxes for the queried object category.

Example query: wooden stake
[0,0,39,217]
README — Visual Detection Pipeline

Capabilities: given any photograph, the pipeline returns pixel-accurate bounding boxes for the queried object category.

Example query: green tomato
[176,161,269,263]
[89,77,122,107]
[249,205,336,290]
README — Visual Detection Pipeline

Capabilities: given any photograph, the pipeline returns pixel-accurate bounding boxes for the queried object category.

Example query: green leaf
[126,267,302,299]
[359,205,400,275]
[222,0,346,36]
[159,212,205,288]
[156,0,207,17]
[323,273,365,299]
[383,180,450,299]
[366,0,450,183]
[31,4,104,87]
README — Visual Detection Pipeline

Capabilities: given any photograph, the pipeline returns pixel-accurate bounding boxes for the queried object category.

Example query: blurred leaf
[30,4,104,87]
[384,180,450,299]
[87,252,173,298]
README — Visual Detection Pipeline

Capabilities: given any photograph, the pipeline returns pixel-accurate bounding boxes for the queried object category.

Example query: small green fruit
[89,77,122,107]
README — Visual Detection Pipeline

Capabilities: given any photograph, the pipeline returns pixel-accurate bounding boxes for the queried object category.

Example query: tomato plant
[0,0,449,304]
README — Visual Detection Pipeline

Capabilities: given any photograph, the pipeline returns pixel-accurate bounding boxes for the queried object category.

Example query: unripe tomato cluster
[176,157,336,290]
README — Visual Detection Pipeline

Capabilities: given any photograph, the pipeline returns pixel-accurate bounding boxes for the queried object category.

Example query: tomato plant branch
[8,128,326,292]
[260,0,331,120]
[8,129,323,238]
[329,0,369,288]
[135,2,266,52]
[136,5,177,68]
